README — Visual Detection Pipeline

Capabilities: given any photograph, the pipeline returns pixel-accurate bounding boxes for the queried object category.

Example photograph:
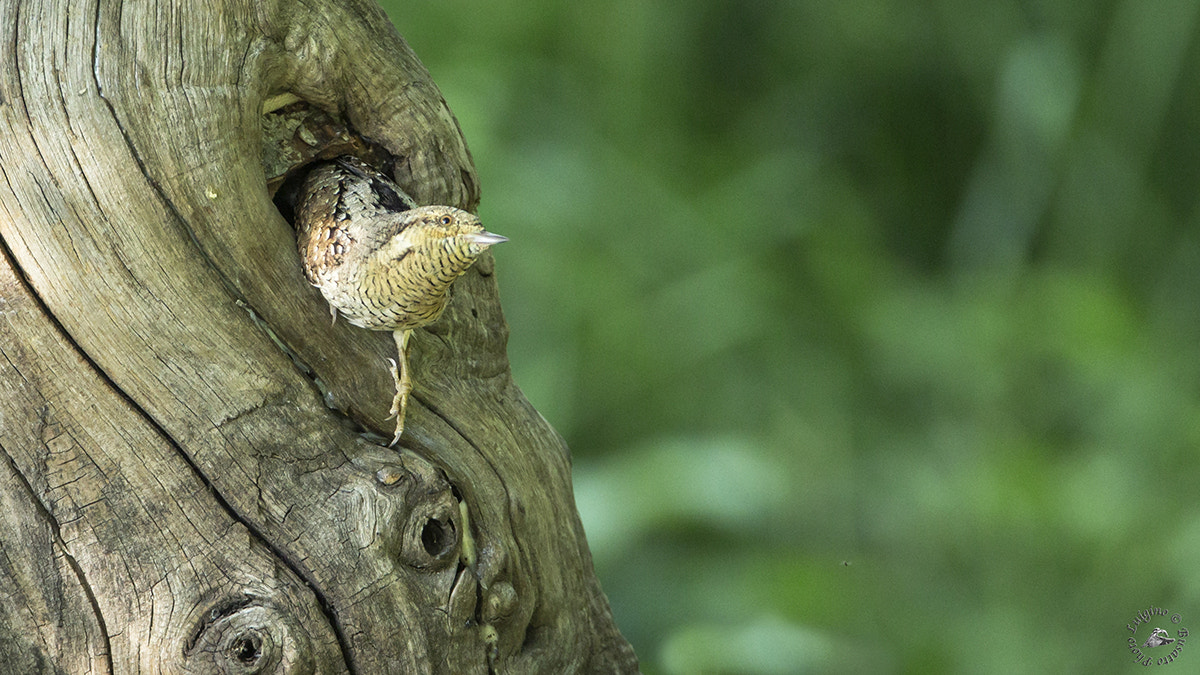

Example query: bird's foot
[388,405,406,447]
[386,357,410,446]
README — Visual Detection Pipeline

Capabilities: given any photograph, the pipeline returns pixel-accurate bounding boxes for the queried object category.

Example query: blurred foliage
[383,1,1200,672]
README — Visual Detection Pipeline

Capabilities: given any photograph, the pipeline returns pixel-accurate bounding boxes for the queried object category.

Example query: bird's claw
[389,418,405,447]
[387,357,401,387]
[388,391,407,446]
[386,357,410,446]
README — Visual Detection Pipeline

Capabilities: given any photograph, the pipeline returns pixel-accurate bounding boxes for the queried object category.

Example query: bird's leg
[387,329,413,446]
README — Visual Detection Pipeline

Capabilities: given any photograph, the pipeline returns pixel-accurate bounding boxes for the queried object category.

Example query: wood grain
[0,0,637,670]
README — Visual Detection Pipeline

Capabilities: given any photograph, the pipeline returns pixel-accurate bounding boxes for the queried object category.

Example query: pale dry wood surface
[0,0,637,671]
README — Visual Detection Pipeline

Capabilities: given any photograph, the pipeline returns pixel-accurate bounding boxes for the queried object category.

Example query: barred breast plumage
[294,155,506,445]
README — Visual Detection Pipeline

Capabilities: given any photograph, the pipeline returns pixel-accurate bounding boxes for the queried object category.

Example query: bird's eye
[440,215,453,225]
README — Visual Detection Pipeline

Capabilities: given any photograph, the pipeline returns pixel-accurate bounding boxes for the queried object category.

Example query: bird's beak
[464,231,508,246]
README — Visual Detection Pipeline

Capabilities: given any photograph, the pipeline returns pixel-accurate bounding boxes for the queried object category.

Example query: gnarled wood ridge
[0,0,637,671]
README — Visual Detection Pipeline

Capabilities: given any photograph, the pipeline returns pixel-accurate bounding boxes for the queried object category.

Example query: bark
[0,0,637,672]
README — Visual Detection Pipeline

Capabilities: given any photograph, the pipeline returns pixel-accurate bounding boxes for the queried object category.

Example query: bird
[294,155,506,446]
[1144,628,1175,648]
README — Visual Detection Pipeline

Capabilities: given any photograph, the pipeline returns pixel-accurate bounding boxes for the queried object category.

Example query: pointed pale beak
[464,231,508,246]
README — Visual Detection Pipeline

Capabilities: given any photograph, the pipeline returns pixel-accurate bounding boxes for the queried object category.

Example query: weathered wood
[0,0,637,671]
[0,245,347,672]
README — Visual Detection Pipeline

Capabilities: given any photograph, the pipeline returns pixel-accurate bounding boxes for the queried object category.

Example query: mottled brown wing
[306,158,418,254]
[296,164,358,283]
[298,215,354,284]
[334,156,416,214]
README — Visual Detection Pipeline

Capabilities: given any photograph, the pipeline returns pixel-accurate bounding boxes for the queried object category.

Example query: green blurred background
[382,2,1200,672]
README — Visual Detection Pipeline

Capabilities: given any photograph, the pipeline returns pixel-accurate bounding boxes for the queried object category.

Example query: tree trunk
[0,0,637,672]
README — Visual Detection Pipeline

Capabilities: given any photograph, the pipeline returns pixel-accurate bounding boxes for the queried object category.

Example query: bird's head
[425,206,507,254]
[406,205,506,258]
[373,205,506,280]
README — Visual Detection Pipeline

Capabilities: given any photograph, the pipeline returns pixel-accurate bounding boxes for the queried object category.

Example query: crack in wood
[1,228,357,672]
[0,440,115,675]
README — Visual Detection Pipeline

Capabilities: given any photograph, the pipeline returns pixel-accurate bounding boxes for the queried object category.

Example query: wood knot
[483,580,518,624]
[184,596,309,673]
[360,459,462,572]
[374,465,408,486]
[398,488,462,570]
